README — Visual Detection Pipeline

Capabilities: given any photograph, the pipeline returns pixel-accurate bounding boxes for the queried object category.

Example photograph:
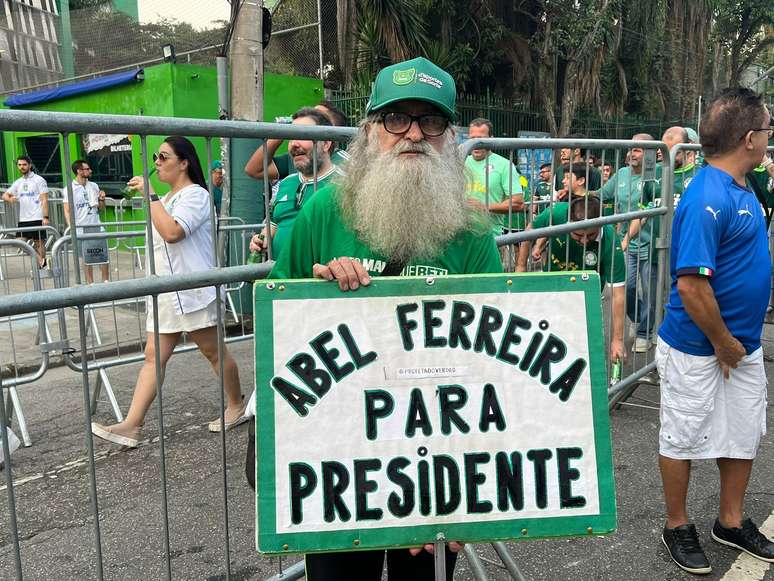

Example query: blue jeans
[626,252,657,340]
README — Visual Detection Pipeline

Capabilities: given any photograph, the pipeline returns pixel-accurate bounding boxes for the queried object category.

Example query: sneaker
[633,337,651,353]
[208,401,248,432]
[91,422,141,448]
[662,524,712,575]
[711,518,774,562]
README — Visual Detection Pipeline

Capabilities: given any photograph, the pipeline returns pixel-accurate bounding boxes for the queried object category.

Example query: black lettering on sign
[519,331,543,371]
[310,330,355,382]
[405,388,433,438]
[474,306,504,356]
[479,384,506,432]
[423,300,448,348]
[395,303,419,351]
[354,459,383,521]
[438,385,470,435]
[418,459,431,516]
[496,314,531,365]
[550,358,586,402]
[287,353,332,397]
[270,377,317,417]
[364,390,394,441]
[464,452,493,514]
[433,455,461,515]
[386,457,415,518]
[448,301,475,350]
[322,461,351,522]
[495,451,524,511]
[529,334,566,385]
[557,447,586,508]
[527,449,552,509]
[338,324,377,369]
[289,463,317,525]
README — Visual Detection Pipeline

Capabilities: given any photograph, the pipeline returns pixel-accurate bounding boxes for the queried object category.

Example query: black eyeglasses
[749,127,774,139]
[378,112,449,137]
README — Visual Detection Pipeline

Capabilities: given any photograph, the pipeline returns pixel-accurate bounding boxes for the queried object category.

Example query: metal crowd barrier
[0,108,737,581]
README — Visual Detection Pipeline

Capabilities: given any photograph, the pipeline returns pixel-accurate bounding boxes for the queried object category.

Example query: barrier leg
[463,544,490,581]
[492,541,528,581]
[226,290,240,324]
[265,560,304,581]
[6,387,31,447]
[86,306,103,346]
[434,540,447,581]
[93,368,123,422]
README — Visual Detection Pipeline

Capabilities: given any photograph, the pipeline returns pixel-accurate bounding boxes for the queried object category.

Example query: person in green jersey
[598,133,660,353]
[516,164,590,270]
[553,133,603,195]
[268,56,499,581]
[519,196,625,361]
[244,100,350,195]
[249,107,342,259]
[464,117,525,233]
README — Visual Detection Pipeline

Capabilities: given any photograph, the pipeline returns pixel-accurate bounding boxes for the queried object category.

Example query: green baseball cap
[366,57,457,122]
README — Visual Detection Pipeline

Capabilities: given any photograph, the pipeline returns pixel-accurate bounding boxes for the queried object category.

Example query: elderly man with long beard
[265,57,502,581]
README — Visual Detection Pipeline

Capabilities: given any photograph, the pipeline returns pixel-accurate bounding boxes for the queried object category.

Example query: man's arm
[98,190,106,210]
[677,274,745,378]
[2,191,14,203]
[62,202,71,227]
[488,194,525,213]
[245,139,282,180]
[516,223,533,272]
[40,192,49,224]
[610,284,625,362]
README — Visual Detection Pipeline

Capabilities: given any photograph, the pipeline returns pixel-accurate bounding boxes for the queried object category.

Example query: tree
[712,0,774,87]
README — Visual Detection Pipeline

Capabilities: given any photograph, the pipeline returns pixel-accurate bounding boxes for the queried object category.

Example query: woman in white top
[92,136,245,447]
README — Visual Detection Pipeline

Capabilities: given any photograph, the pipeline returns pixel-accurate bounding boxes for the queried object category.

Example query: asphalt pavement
[0,329,772,580]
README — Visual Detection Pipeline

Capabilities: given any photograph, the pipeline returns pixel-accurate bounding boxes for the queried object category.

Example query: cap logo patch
[417,72,443,89]
[392,68,416,85]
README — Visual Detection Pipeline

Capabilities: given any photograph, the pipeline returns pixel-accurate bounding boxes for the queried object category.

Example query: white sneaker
[633,338,651,353]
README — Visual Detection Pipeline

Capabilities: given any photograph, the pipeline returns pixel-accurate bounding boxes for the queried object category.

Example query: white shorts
[655,337,768,460]
[146,294,221,334]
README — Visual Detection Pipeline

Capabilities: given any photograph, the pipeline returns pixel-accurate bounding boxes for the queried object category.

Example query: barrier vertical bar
[141,134,174,581]
[262,139,273,261]
[0,378,23,581]
[62,132,106,581]
[207,136,234,580]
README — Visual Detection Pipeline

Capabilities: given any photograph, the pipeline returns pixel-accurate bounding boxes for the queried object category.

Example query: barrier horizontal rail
[0,108,358,141]
[0,263,272,317]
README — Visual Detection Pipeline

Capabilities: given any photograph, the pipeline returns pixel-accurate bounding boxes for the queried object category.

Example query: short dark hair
[562,164,589,182]
[701,87,767,157]
[469,118,493,136]
[72,159,89,173]
[293,107,332,127]
[570,195,601,221]
[16,155,32,164]
[317,100,348,127]
[562,133,589,157]
[539,163,552,171]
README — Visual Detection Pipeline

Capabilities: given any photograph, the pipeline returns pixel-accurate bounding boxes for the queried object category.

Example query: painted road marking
[719,511,774,580]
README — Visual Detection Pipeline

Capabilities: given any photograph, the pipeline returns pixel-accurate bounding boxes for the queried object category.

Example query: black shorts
[17,220,46,241]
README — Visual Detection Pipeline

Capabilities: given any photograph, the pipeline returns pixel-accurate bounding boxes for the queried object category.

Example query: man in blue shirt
[657,87,774,574]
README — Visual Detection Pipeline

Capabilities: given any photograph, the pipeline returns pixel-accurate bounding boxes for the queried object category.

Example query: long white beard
[337,126,470,263]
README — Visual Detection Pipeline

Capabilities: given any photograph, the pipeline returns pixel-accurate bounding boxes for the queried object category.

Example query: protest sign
[254,272,616,554]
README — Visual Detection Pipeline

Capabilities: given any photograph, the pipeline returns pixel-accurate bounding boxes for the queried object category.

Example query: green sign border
[254,272,617,554]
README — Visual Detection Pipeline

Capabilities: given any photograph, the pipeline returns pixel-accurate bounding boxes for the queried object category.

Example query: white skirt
[146,293,222,334]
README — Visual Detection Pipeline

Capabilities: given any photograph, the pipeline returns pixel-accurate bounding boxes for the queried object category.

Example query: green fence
[328,90,679,140]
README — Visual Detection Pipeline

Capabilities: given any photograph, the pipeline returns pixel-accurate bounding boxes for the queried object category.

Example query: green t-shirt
[270,166,342,258]
[542,224,626,289]
[747,165,774,208]
[271,184,503,279]
[599,165,658,258]
[274,149,348,182]
[554,164,602,192]
[465,152,525,234]
[640,162,697,263]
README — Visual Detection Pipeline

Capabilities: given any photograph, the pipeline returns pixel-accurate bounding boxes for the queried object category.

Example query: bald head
[633,133,654,141]
[662,126,688,146]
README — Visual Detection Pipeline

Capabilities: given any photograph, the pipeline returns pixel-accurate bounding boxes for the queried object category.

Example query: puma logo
[737,205,753,217]
[705,206,720,220]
